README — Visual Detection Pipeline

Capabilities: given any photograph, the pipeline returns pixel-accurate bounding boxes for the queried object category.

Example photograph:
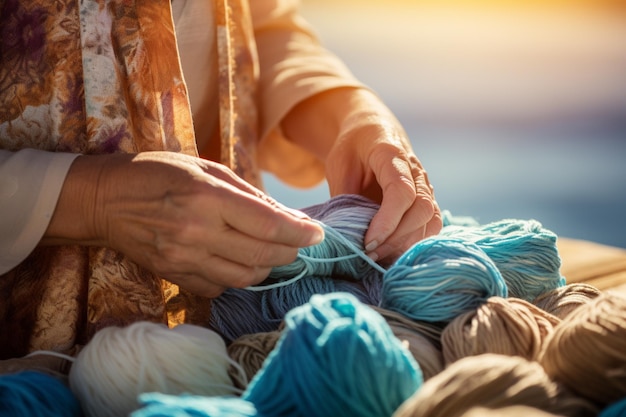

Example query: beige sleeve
[251,0,369,188]
[0,149,79,274]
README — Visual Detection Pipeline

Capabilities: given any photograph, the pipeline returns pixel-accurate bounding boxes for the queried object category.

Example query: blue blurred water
[263,2,626,249]
[264,124,626,249]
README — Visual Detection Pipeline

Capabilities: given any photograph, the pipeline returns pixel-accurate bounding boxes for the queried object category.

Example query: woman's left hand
[324,95,442,264]
[282,87,442,264]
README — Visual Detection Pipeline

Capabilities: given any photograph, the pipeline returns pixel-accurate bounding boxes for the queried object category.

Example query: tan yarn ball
[539,292,626,406]
[533,283,602,319]
[371,306,444,380]
[460,405,565,417]
[227,330,282,389]
[393,353,597,417]
[442,297,561,365]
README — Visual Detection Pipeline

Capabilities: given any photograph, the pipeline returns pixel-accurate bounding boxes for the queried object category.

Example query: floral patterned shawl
[0,0,257,360]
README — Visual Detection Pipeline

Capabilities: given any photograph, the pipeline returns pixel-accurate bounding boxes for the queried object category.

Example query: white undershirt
[171,0,219,147]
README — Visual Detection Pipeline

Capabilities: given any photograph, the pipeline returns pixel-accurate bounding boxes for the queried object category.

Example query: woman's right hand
[44,151,324,298]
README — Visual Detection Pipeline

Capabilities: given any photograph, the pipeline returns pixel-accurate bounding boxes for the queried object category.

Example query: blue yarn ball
[268,194,382,282]
[133,393,259,417]
[439,218,565,301]
[209,275,381,344]
[0,371,82,417]
[381,236,508,323]
[600,398,626,417]
[243,292,423,417]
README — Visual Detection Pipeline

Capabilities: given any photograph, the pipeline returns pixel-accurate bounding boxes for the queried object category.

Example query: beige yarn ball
[442,297,560,364]
[371,306,444,380]
[393,353,597,417]
[533,283,601,319]
[539,292,626,406]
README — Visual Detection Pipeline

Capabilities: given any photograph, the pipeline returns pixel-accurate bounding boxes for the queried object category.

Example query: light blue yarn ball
[243,292,423,417]
[0,371,82,417]
[133,393,259,417]
[599,398,626,417]
[439,218,565,301]
[381,236,508,323]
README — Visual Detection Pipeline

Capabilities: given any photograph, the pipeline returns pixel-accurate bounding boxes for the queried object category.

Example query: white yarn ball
[69,321,244,417]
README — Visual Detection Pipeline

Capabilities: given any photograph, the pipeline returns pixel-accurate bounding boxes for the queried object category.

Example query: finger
[220,189,325,248]
[162,257,273,297]
[366,179,438,261]
[363,153,417,251]
[209,227,302,268]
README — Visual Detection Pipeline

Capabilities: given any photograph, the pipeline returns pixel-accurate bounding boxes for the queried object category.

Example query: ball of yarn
[532,283,601,319]
[393,353,598,417]
[227,330,283,388]
[459,405,569,417]
[209,288,276,344]
[210,274,380,344]
[370,305,444,380]
[267,194,382,282]
[260,275,379,322]
[133,392,258,417]
[539,292,626,406]
[381,237,508,323]
[0,371,81,417]
[599,397,626,417]
[243,292,423,417]
[442,296,561,364]
[69,321,242,417]
[439,218,564,301]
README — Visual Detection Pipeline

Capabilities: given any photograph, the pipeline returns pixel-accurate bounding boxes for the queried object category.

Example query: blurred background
[262,0,626,249]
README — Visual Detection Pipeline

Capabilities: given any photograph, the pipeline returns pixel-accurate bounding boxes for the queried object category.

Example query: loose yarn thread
[439,219,565,301]
[243,292,423,417]
[0,371,82,417]
[393,353,598,417]
[381,237,508,323]
[68,321,244,417]
[539,292,626,406]
[442,296,561,364]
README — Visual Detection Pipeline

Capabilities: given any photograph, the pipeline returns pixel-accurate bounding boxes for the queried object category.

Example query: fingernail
[368,251,379,262]
[365,240,378,252]
[311,227,325,245]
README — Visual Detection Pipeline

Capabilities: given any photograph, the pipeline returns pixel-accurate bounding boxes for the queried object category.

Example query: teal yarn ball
[600,398,626,417]
[243,292,423,417]
[380,236,508,323]
[133,393,259,417]
[439,218,565,301]
[0,371,82,417]
[264,194,383,283]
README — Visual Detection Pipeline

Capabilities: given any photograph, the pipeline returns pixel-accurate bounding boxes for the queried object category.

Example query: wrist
[43,154,110,246]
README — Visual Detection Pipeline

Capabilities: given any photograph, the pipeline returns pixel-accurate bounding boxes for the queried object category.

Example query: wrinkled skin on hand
[45,152,324,297]
[326,117,442,264]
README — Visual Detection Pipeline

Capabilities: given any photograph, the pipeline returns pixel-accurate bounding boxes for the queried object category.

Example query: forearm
[41,154,110,247]
[280,87,405,162]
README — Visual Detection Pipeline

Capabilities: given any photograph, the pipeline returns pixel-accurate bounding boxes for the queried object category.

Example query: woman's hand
[282,87,442,264]
[44,151,324,297]
[325,111,442,264]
